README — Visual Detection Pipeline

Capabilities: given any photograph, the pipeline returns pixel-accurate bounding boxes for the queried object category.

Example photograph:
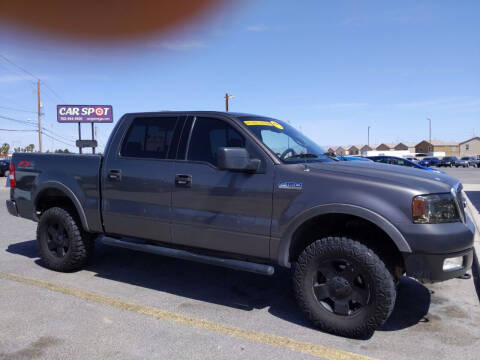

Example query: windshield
[239,116,334,163]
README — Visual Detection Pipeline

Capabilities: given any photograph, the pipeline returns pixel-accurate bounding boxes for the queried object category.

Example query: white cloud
[317,102,368,109]
[150,40,205,51]
[0,74,36,83]
[394,97,480,110]
[246,25,271,32]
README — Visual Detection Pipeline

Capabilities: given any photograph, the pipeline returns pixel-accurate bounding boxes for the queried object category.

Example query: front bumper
[404,247,473,282]
[6,199,18,217]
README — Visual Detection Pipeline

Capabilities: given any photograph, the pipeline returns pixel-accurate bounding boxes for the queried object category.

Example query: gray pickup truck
[6,111,475,337]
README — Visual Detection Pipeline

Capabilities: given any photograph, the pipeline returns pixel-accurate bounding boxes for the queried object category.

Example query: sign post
[57,105,113,154]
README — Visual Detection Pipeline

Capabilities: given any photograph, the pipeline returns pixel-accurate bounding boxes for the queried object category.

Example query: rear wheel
[37,207,94,272]
[293,237,396,338]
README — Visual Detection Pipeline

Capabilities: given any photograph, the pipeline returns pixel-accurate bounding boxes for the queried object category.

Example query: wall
[434,145,459,157]
[459,139,480,156]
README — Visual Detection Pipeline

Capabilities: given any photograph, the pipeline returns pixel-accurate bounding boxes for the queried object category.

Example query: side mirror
[217,147,260,172]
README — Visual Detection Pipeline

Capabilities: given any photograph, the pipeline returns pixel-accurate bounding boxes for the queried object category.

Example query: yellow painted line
[0,271,377,360]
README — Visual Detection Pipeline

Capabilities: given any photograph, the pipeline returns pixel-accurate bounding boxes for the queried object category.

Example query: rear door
[170,115,274,258]
[102,114,185,242]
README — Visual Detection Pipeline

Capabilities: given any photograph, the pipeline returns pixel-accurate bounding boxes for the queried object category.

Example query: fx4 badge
[278,182,302,190]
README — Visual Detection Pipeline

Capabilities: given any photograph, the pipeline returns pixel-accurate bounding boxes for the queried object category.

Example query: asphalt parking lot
[0,167,479,360]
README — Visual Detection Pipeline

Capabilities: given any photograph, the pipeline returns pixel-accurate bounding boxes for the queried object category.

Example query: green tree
[25,144,35,152]
[0,143,10,154]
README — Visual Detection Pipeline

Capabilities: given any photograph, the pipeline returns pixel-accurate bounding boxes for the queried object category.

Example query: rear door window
[121,117,178,159]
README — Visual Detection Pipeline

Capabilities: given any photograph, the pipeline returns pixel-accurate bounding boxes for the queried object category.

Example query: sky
[0,0,479,152]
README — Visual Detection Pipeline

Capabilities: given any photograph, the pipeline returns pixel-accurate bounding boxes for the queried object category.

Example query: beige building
[360,145,373,153]
[347,145,360,155]
[415,140,460,157]
[459,137,480,156]
[376,143,395,151]
[394,142,416,152]
[335,146,346,156]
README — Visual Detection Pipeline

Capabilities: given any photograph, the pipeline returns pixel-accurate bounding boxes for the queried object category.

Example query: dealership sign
[57,105,113,123]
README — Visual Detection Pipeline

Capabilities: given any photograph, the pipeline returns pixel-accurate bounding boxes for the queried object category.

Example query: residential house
[415,140,459,157]
[459,137,480,156]
[347,145,360,155]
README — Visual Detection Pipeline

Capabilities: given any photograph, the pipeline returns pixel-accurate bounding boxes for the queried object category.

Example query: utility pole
[367,126,371,146]
[37,80,42,152]
[224,93,234,112]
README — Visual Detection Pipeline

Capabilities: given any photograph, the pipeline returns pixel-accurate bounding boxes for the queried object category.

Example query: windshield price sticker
[243,120,284,129]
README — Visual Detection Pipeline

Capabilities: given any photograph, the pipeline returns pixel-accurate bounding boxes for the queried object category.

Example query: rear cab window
[120,116,179,159]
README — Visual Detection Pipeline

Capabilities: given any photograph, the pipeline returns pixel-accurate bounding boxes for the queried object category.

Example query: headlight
[412,193,460,223]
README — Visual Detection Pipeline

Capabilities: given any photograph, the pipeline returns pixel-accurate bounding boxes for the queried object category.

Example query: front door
[171,116,274,258]
[102,115,183,242]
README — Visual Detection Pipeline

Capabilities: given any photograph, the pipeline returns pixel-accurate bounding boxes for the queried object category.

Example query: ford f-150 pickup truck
[6,111,475,337]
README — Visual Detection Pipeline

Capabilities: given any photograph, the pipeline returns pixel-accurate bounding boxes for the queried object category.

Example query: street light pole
[427,118,431,143]
[368,126,371,146]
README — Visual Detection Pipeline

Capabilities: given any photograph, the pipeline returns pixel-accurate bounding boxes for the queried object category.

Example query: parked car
[457,156,479,168]
[336,156,373,162]
[404,156,419,162]
[438,156,458,167]
[0,158,10,176]
[418,157,440,167]
[367,156,444,174]
[6,111,474,337]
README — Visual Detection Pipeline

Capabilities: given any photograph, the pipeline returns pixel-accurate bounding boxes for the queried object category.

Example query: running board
[101,237,275,276]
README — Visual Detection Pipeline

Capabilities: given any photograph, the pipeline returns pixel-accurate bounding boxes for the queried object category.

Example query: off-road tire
[37,207,94,272]
[293,237,396,338]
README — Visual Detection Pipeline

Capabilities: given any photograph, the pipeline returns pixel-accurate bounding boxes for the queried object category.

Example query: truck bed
[10,153,103,233]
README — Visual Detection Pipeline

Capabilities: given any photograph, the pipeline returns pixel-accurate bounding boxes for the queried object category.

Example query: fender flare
[33,181,90,232]
[275,203,411,267]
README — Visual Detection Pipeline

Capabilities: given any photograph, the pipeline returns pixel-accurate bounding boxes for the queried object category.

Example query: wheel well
[35,188,80,221]
[289,213,405,278]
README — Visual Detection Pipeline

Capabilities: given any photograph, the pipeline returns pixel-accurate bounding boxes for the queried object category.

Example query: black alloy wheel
[313,258,370,316]
[45,220,70,258]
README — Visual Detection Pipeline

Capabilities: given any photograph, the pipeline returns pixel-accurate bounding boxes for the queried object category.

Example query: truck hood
[305,160,459,194]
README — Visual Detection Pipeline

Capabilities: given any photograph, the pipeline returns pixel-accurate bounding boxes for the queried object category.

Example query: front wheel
[293,237,396,338]
[37,207,95,272]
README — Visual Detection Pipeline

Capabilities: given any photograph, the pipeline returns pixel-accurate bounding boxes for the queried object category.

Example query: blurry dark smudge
[0,0,229,43]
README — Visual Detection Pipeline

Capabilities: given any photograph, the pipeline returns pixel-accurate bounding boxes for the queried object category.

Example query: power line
[0,54,38,80]
[0,128,37,132]
[0,114,37,127]
[0,94,33,110]
[0,54,66,103]
[42,127,76,143]
[0,105,37,114]
[42,81,67,103]
[42,132,75,147]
